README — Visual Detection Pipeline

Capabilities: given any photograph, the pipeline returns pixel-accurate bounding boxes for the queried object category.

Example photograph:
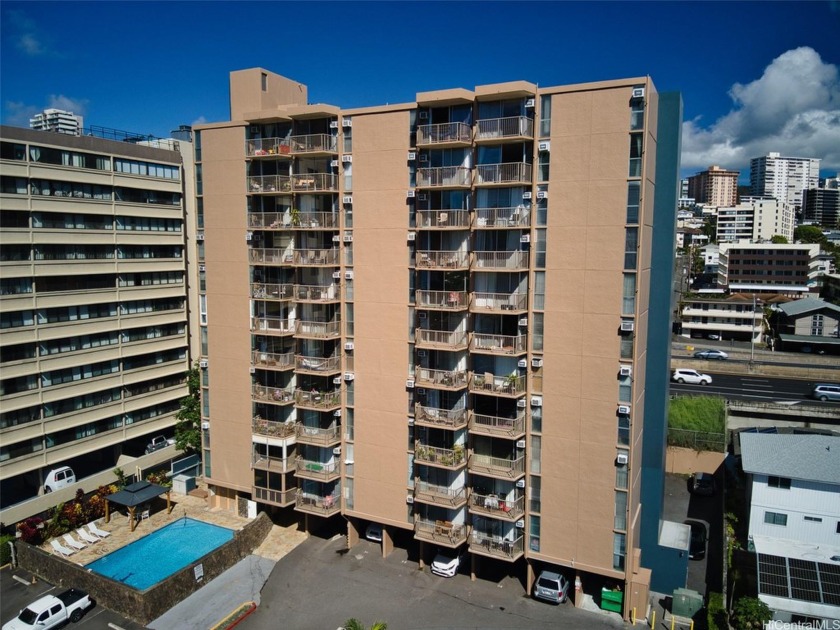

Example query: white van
[44,466,76,493]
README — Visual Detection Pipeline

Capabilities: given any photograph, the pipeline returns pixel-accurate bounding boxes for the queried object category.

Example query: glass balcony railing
[413,481,468,508]
[416,210,471,229]
[474,207,531,229]
[416,166,472,188]
[472,250,529,270]
[469,411,526,438]
[416,122,472,146]
[470,333,527,355]
[471,292,527,312]
[475,163,532,186]
[414,404,468,430]
[415,290,468,311]
[475,116,534,141]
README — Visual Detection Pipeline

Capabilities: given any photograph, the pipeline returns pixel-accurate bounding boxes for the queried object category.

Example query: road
[670,371,838,404]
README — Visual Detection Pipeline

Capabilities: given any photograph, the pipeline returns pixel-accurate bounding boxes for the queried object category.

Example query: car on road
[430,551,462,578]
[691,472,717,496]
[532,570,569,604]
[685,520,707,560]
[672,369,712,385]
[43,466,75,493]
[3,588,93,630]
[810,384,840,402]
[693,349,728,360]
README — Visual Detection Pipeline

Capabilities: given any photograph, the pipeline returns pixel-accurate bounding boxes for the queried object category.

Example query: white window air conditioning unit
[531,396,543,407]
[617,405,631,415]
[520,234,531,243]
[408,417,414,425]
[419,153,429,162]
[418,311,427,319]
[516,439,526,449]
[332,270,341,278]
[342,155,352,163]
[536,191,548,200]
[334,409,342,417]
[632,87,645,99]
[418,111,428,120]
[330,160,339,168]
[417,349,427,358]
[199,264,206,272]
[345,271,353,280]
[343,195,353,204]
[518,318,528,327]
[343,119,352,128]
[418,193,428,201]
[201,421,210,430]
[406,495,415,504]
[406,379,415,389]
[538,141,550,152]
[516,399,527,408]
[333,446,342,455]
[517,359,528,368]
[333,376,342,385]
[531,358,543,368]
[416,388,427,396]
[407,151,416,161]
[619,365,633,377]
[196,232,205,241]
[515,519,525,529]
[343,234,353,242]
[344,372,354,381]
[620,321,635,332]
[332,235,341,243]
[246,232,253,241]
[249,125,260,134]
[616,453,629,466]
[344,342,354,351]
[522,191,532,200]
[525,98,536,108]
[515,478,526,488]
[199,359,208,369]
[249,366,256,374]
[407,231,416,241]
[329,120,339,129]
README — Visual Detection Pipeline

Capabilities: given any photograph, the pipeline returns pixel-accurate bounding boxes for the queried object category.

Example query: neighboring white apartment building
[700,243,719,274]
[716,197,793,243]
[740,432,840,623]
[718,242,821,295]
[29,108,84,136]
[750,152,821,212]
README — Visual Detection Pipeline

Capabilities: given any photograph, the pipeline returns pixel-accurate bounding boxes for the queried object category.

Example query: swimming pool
[86,517,234,590]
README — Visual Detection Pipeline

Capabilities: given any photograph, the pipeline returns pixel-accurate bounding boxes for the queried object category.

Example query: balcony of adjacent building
[289,133,338,156]
[469,371,526,398]
[252,414,296,441]
[415,289,469,312]
[474,205,531,229]
[474,115,534,144]
[294,480,341,517]
[246,137,294,159]
[293,386,341,412]
[295,447,341,482]
[292,248,340,267]
[416,166,472,189]
[468,437,525,480]
[253,467,297,509]
[468,401,526,439]
[253,442,295,474]
[469,528,524,562]
[415,122,472,148]
[412,470,468,509]
[413,425,467,470]
[252,382,296,407]
[413,505,469,548]
[415,210,471,230]
[414,402,468,431]
[468,478,525,522]
[247,174,292,195]
[295,418,341,447]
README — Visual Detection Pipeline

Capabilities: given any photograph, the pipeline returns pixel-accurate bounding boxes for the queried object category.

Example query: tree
[730,597,771,629]
[174,363,201,452]
[770,235,788,244]
[794,225,826,244]
[343,620,387,630]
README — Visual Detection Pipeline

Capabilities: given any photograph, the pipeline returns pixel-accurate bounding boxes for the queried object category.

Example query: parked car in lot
[672,369,712,385]
[685,520,707,560]
[810,384,840,402]
[691,472,717,496]
[430,551,462,577]
[3,588,93,629]
[532,570,569,604]
[43,466,75,493]
[145,435,175,455]
[365,523,383,542]
[693,349,728,360]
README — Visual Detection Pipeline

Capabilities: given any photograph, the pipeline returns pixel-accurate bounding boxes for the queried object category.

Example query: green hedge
[0,534,14,566]
[707,592,727,630]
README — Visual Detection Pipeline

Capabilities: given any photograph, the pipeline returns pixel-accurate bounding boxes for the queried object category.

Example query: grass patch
[668,396,725,433]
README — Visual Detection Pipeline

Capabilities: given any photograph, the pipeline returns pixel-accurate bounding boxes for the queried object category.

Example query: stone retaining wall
[16,512,273,625]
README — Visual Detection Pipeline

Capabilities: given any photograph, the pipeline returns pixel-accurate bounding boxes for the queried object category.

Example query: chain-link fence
[667,427,726,452]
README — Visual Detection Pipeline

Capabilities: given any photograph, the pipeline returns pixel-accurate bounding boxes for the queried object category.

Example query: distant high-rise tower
[750,152,820,212]
[29,108,84,136]
[687,165,739,207]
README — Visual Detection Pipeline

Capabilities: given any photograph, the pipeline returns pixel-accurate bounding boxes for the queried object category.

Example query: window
[617,413,630,446]
[529,476,541,513]
[622,274,636,314]
[628,133,643,178]
[803,516,822,523]
[539,95,551,137]
[764,511,788,526]
[768,476,791,489]
[261,72,267,91]
[614,491,627,530]
[613,532,626,570]
[530,515,540,552]
[624,227,638,269]
[626,181,640,224]
[530,435,541,473]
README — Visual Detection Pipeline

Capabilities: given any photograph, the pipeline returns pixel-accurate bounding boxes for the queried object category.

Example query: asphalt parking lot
[240,534,627,630]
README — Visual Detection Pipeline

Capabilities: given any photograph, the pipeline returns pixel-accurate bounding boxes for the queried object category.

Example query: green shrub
[731,596,771,629]
[707,592,727,630]
[0,534,14,565]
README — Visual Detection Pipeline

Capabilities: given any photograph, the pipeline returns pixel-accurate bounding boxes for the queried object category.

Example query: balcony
[252,453,293,473]
[414,368,468,391]
[416,210,471,230]
[475,163,532,186]
[416,166,472,189]
[415,290,468,311]
[414,518,469,548]
[251,416,296,439]
[294,355,341,374]
[289,134,338,155]
[254,486,296,507]
[252,350,295,371]
[294,389,341,411]
[472,250,529,271]
[250,317,294,336]
[247,175,291,194]
[468,453,525,479]
[249,248,293,266]
[469,411,526,439]
[289,212,339,230]
[469,532,524,561]
[469,493,525,521]
[469,372,526,397]
[251,283,294,301]
[414,442,466,470]
[295,457,340,482]
[246,137,293,158]
[295,423,341,447]
[414,328,469,351]
[295,320,341,339]
[475,116,534,142]
[474,207,531,229]
[415,250,470,270]
[292,249,340,266]
[416,122,472,147]
[470,333,527,356]
[294,284,339,302]
[291,173,337,192]
[471,292,527,313]
[414,404,468,430]
[413,481,468,508]
[252,384,295,406]
[295,490,340,516]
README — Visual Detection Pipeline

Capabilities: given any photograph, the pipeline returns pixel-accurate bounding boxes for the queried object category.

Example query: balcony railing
[294,355,341,373]
[414,368,468,390]
[469,493,525,521]
[415,290,468,310]
[254,486,296,507]
[470,333,527,355]
[290,134,337,154]
[416,166,472,188]
[291,173,337,192]
[248,213,290,229]
[251,283,294,300]
[469,412,526,438]
[249,248,293,266]
[252,350,295,370]
[294,389,341,410]
[295,320,341,339]
[413,481,468,508]
[475,163,532,185]
[416,210,471,229]
[414,404,468,429]
[295,458,340,482]
[469,532,525,560]
[474,207,531,229]
[295,423,341,446]
[252,453,293,473]
[252,416,296,438]
[472,250,529,270]
[414,441,466,469]
[294,284,339,301]
[468,453,525,478]
[246,137,293,157]
[292,249,340,266]
[416,122,472,146]
[295,490,340,515]
[415,250,470,269]
[247,175,291,194]
[289,212,340,229]
[250,317,294,335]
[471,292,527,312]
[415,328,469,350]
[414,518,469,547]
[469,373,526,396]
[475,116,534,140]
[252,385,295,405]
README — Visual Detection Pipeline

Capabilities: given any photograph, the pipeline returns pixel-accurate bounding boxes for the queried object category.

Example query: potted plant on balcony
[453,444,465,464]
[504,372,518,392]
[290,207,301,226]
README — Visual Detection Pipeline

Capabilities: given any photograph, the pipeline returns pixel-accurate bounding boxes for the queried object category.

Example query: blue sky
[2,1,839,181]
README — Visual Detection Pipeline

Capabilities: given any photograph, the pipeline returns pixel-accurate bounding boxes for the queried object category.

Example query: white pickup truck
[3,589,94,629]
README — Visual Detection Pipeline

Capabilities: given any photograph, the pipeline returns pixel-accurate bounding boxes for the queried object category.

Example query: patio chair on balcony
[483,372,494,391]
[438,212,449,226]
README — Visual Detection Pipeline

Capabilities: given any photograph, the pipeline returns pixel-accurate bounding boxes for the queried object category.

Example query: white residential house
[740,432,840,623]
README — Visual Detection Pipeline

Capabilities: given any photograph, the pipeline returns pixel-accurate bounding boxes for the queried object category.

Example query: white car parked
[672,369,712,385]
[430,551,462,578]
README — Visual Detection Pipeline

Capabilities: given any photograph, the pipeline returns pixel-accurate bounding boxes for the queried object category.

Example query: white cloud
[46,95,88,116]
[191,116,208,126]
[682,47,840,175]
[8,10,47,57]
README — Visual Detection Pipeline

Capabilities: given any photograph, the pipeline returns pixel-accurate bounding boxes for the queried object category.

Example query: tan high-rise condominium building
[687,164,739,207]
[195,69,682,615]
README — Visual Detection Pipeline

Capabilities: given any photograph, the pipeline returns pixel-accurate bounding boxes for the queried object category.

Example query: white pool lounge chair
[50,539,75,557]
[87,521,110,538]
[62,533,86,550]
[76,528,99,544]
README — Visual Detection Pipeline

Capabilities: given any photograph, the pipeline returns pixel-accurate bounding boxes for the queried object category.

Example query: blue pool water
[86,517,234,590]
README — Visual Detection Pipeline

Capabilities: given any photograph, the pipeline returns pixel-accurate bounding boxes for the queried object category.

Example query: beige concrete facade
[196,69,665,611]
[687,165,739,207]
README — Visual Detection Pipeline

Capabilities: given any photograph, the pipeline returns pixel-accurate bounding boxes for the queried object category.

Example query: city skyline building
[687,165,739,207]
[716,196,793,243]
[750,152,821,213]
[29,108,84,136]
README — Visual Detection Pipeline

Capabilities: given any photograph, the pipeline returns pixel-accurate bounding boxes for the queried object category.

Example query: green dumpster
[601,588,623,613]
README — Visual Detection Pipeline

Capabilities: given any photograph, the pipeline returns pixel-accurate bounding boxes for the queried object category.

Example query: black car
[686,520,707,560]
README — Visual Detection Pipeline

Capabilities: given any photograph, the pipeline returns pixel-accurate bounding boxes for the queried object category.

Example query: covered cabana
[105,481,172,532]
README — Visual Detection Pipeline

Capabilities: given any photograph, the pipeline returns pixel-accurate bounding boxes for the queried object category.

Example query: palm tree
[343,619,387,630]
